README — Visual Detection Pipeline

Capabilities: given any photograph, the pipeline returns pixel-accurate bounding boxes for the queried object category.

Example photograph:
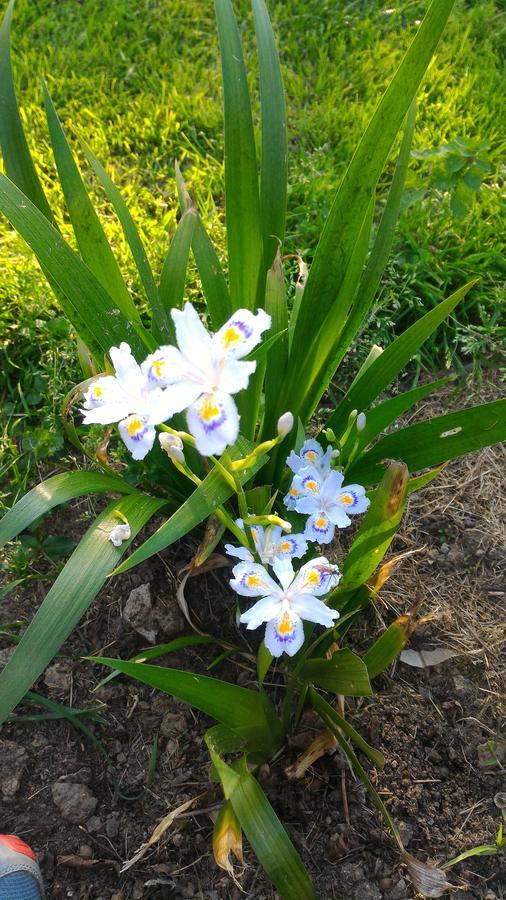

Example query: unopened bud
[169,445,185,464]
[109,523,131,547]
[277,411,294,438]
[356,412,366,432]
[159,432,184,454]
[323,427,337,443]
[331,448,340,458]
[276,518,292,533]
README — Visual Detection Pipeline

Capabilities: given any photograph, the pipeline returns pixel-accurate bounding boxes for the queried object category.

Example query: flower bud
[277,518,292,533]
[356,412,366,432]
[159,432,185,463]
[170,446,185,464]
[159,432,184,454]
[331,448,340,459]
[109,523,131,547]
[277,411,294,438]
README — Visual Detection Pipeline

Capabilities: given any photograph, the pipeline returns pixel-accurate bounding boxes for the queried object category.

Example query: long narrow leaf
[261,251,289,438]
[215,0,263,310]
[112,437,267,575]
[0,0,52,219]
[350,376,452,453]
[301,197,375,419]
[334,101,417,366]
[175,161,232,329]
[0,471,138,550]
[363,613,418,679]
[43,82,140,323]
[157,208,197,339]
[253,0,287,268]
[288,0,456,369]
[312,699,402,848]
[83,141,161,315]
[326,280,476,436]
[309,687,384,769]
[0,493,165,725]
[347,399,506,484]
[94,657,280,754]
[209,752,317,899]
[332,462,409,597]
[300,649,372,697]
[0,173,152,357]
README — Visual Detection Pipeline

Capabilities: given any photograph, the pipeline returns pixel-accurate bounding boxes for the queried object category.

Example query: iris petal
[230,562,280,598]
[109,342,145,395]
[171,302,214,364]
[291,556,341,595]
[224,544,254,562]
[290,593,339,627]
[187,391,239,456]
[219,359,257,394]
[303,512,335,545]
[240,595,281,630]
[264,612,304,658]
[118,415,156,460]
[213,308,271,359]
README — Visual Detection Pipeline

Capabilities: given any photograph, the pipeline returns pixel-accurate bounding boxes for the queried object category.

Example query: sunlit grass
[0,0,504,505]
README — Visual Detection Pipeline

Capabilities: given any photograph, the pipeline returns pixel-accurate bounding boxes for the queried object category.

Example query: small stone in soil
[384,876,409,900]
[85,815,102,833]
[398,820,414,846]
[160,711,187,737]
[51,782,98,824]
[0,646,14,668]
[352,881,381,900]
[0,741,28,798]
[122,583,157,643]
[43,661,72,694]
[105,813,120,838]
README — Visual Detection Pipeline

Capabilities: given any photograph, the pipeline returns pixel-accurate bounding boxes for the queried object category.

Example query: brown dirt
[0,383,505,900]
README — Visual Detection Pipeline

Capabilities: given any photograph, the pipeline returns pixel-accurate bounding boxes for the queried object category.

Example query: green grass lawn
[0,0,504,508]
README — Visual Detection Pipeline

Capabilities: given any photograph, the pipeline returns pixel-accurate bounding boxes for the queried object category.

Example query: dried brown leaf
[120,792,205,873]
[371,547,426,592]
[213,802,244,890]
[400,648,459,668]
[403,851,456,897]
[285,729,337,779]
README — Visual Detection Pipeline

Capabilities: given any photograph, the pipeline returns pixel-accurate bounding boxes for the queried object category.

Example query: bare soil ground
[1,382,505,899]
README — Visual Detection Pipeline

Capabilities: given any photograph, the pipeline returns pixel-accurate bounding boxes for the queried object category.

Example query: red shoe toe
[0,836,36,862]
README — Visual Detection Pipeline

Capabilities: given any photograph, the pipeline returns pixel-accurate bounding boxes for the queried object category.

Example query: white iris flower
[141,302,271,456]
[293,469,370,543]
[286,439,333,475]
[225,520,308,565]
[81,342,183,460]
[284,439,333,509]
[81,302,271,460]
[231,556,341,657]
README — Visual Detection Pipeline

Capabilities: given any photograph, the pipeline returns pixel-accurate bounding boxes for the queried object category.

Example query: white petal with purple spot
[118,415,157,460]
[187,390,239,456]
[264,611,304,658]
[213,308,271,359]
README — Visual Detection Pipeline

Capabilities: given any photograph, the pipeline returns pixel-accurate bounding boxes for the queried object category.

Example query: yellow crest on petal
[199,395,220,422]
[277,611,295,636]
[221,326,241,349]
[126,416,144,436]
